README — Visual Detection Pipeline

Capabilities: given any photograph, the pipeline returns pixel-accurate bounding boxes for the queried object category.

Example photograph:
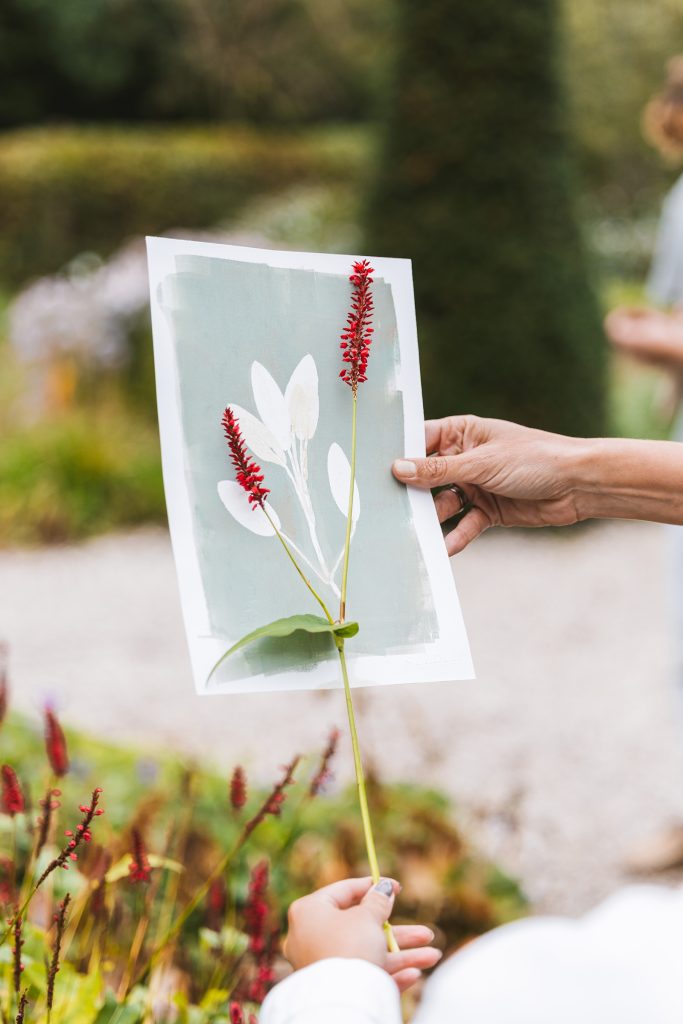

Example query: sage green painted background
[161,254,438,686]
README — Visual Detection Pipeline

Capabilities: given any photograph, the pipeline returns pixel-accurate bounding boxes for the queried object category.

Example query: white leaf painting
[327,442,360,523]
[251,362,292,451]
[220,357,354,599]
[285,354,319,441]
[229,404,286,468]
[217,480,281,537]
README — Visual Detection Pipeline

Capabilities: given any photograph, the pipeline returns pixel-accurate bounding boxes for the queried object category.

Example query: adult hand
[392,416,587,555]
[605,306,683,367]
[283,877,442,993]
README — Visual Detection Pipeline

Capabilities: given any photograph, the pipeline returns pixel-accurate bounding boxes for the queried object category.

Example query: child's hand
[283,877,442,993]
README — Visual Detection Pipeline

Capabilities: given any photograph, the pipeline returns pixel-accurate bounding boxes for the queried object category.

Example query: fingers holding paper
[392,415,586,554]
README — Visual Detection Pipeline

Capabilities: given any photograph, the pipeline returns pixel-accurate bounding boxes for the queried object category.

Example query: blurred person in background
[606,56,683,872]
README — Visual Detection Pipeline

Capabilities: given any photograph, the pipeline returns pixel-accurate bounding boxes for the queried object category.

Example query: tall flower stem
[336,646,398,954]
[339,394,358,623]
[337,394,399,954]
[335,641,378,877]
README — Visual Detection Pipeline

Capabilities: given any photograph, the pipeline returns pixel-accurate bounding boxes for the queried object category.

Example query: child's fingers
[386,947,442,975]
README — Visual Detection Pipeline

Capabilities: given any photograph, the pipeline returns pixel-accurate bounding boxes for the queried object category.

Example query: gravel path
[1,521,681,914]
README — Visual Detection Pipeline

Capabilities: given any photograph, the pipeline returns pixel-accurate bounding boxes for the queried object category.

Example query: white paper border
[147,236,474,694]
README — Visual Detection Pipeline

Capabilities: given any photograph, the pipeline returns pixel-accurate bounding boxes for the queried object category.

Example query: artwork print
[146,237,473,695]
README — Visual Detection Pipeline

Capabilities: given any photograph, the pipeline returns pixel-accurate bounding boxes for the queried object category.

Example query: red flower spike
[12,914,24,994]
[244,860,270,955]
[230,765,247,811]
[247,961,276,1004]
[339,259,375,393]
[47,894,70,1014]
[0,858,14,905]
[309,727,340,796]
[1,767,24,817]
[230,1003,244,1024]
[222,408,270,508]
[128,828,152,884]
[44,707,69,778]
[205,877,227,931]
[243,756,300,837]
[15,991,27,1024]
[244,859,277,1002]
[36,788,103,887]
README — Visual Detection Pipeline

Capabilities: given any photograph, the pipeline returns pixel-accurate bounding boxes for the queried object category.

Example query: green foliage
[211,616,359,678]
[0,126,370,285]
[564,0,683,209]
[366,0,606,435]
[0,0,182,127]
[0,0,393,128]
[0,404,165,544]
[0,711,526,1022]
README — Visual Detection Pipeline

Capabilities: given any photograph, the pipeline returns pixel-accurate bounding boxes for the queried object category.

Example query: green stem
[339,394,358,622]
[131,837,239,990]
[264,509,334,625]
[336,640,399,953]
[336,641,379,879]
[336,389,398,952]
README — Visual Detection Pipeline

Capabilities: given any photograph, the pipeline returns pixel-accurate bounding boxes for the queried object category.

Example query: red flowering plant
[213,260,398,950]
[0,664,354,1021]
[0,660,523,1021]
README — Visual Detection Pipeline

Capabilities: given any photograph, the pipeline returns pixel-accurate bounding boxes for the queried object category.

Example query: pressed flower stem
[337,385,398,954]
[339,393,358,622]
[264,510,335,625]
[335,642,378,877]
[336,640,399,953]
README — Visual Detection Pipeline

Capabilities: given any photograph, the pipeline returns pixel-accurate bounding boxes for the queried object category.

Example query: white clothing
[648,177,683,722]
[648,174,683,306]
[261,885,683,1024]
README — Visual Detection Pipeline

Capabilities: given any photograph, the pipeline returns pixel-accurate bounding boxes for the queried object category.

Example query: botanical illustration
[217,354,358,599]
[155,246,459,691]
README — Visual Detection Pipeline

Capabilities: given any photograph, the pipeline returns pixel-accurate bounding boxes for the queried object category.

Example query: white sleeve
[648,178,683,306]
[260,958,403,1024]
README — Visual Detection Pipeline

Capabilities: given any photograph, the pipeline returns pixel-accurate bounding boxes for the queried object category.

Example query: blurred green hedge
[0,125,370,285]
[0,405,165,545]
[367,0,606,436]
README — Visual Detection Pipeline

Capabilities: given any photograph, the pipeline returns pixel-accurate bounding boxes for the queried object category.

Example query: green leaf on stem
[208,614,359,679]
